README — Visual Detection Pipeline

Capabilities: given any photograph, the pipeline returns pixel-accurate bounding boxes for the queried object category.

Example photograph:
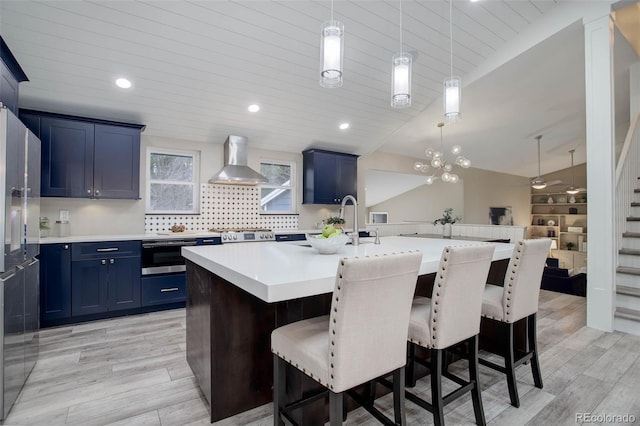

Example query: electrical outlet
[60,210,69,222]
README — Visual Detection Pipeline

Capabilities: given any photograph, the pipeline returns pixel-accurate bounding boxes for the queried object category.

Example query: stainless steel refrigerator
[0,106,40,419]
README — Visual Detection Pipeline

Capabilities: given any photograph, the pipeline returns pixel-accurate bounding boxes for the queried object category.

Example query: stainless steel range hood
[209,135,268,185]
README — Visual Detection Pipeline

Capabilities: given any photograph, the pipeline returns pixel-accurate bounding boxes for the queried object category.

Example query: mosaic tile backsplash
[144,184,298,233]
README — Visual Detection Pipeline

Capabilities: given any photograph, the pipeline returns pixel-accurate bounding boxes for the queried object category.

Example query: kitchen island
[182,236,515,423]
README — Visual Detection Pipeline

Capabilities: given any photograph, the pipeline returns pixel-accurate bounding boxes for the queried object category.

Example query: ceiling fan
[562,149,586,193]
[531,135,562,189]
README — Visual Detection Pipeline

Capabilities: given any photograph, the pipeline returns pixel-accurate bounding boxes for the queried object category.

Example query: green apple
[322,224,335,238]
[328,229,342,238]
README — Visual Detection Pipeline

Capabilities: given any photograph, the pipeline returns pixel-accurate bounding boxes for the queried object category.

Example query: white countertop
[39,232,223,244]
[181,236,515,303]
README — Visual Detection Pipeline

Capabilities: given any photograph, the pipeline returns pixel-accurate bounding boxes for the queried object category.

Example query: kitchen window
[146,148,200,214]
[260,160,295,214]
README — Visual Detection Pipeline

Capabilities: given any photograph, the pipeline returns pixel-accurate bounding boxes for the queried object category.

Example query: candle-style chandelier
[412,122,470,184]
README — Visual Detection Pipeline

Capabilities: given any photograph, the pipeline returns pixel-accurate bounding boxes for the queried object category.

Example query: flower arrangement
[326,216,345,226]
[433,208,461,225]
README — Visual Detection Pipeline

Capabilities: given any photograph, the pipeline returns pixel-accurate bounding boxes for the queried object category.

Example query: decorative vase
[443,223,452,238]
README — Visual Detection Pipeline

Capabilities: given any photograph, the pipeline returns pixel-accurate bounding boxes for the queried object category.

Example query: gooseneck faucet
[339,195,359,246]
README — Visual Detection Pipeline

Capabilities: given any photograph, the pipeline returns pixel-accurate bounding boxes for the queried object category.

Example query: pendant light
[566,149,580,195]
[531,135,547,190]
[391,0,411,108]
[443,0,461,121]
[320,0,344,88]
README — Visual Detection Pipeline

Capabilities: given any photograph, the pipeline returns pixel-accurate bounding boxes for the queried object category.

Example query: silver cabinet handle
[97,248,119,252]
[160,288,179,293]
[101,260,106,265]
[201,239,215,243]
[95,190,100,195]
[110,259,114,264]
[87,189,92,194]
[64,244,69,250]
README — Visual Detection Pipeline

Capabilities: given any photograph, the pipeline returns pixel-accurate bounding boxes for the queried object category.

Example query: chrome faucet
[339,195,359,246]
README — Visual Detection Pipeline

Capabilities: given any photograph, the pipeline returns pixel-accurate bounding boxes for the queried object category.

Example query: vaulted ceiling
[1,1,631,178]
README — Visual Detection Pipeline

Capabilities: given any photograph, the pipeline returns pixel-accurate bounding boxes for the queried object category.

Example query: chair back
[430,244,495,350]
[329,251,422,393]
[502,239,552,323]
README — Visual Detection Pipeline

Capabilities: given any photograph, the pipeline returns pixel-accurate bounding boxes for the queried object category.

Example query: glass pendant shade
[391,53,412,108]
[320,20,344,88]
[566,186,579,195]
[444,77,462,121]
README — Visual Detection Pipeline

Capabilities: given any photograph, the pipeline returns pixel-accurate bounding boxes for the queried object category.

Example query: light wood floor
[4,290,640,426]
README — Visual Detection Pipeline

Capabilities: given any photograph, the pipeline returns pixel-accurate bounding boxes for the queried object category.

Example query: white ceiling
[0,0,631,178]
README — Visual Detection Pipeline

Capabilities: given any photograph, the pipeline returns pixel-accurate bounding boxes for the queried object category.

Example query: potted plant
[326,216,346,229]
[433,208,461,238]
[566,242,575,251]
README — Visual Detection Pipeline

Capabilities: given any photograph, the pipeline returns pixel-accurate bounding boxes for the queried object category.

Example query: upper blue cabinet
[302,149,358,204]
[0,37,29,115]
[19,109,144,199]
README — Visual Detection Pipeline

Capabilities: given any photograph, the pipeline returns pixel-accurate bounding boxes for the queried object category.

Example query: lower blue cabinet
[40,244,72,321]
[141,274,186,306]
[71,241,141,317]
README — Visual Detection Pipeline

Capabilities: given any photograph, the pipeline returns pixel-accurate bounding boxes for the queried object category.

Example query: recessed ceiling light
[470,0,480,2]
[339,122,350,130]
[248,104,260,113]
[115,78,132,89]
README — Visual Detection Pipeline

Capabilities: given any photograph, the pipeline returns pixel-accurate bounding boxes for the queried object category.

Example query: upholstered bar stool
[405,244,495,426]
[271,251,422,426]
[479,238,551,408]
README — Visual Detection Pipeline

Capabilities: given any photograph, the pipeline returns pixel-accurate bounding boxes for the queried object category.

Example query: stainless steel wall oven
[141,239,197,276]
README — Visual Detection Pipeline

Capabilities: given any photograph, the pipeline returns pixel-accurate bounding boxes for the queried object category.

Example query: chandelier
[412,122,470,184]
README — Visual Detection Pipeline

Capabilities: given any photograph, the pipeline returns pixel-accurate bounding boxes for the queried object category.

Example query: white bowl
[305,233,349,254]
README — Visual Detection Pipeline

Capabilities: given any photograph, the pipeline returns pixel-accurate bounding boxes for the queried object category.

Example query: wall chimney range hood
[209,135,268,185]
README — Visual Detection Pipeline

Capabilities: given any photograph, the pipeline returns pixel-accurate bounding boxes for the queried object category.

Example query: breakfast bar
[182,236,515,423]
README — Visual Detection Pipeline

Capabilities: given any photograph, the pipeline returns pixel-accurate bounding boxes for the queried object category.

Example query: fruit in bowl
[306,231,349,254]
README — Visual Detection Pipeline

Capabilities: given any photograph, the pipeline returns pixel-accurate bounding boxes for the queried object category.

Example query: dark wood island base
[185,257,513,423]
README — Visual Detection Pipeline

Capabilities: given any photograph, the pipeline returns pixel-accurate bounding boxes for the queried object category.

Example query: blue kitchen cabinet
[39,244,72,321]
[141,274,185,307]
[93,124,140,199]
[18,109,144,199]
[71,258,109,316]
[0,37,28,115]
[41,117,95,198]
[302,149,358,204]
[71,241,141,316]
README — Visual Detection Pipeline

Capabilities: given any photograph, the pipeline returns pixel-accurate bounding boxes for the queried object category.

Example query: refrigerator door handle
[0,271,16,282]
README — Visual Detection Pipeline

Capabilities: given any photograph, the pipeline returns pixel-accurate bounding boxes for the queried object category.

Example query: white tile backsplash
[145,184,298,232]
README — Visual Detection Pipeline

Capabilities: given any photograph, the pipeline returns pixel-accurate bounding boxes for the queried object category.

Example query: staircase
[615,114,640,335]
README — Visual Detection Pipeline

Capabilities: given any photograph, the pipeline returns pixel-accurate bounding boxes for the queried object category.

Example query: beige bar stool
[405,244,495,426]
[271,251,422,426]
[479,238,551,408]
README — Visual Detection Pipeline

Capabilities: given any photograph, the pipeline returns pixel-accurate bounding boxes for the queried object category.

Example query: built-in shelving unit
[529,192,587,270]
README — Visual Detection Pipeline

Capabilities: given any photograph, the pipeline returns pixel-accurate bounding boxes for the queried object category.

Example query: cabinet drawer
[73,241,140,260]
[141,274,185,306]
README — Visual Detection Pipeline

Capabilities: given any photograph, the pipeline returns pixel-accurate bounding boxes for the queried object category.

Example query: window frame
[145,147,200,214]
[259,159,297,214]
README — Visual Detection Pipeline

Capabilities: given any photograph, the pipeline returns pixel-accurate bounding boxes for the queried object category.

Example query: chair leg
[329,391,344,426]
[393,367,406,425]
[406,342,417,388]
[505,323,520,408]
[273,355,286,426]
[431,349,444,426]
[528,313,544,389]
[468,336,486,426]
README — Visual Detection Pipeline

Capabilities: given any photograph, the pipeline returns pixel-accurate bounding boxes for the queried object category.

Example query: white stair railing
[615,113,640,266]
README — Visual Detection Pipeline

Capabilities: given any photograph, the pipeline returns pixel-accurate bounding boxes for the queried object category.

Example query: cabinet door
[107,256,141,311]
[71,258,108,316]
[335,155,357,202]
[40,244,72,321]
[0,61,19,115]
[93,124,140,199]
[40,117,94,197]
[311,151,338,203]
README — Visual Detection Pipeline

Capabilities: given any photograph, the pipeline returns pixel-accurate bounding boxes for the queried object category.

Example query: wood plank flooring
[4,290,640,425]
